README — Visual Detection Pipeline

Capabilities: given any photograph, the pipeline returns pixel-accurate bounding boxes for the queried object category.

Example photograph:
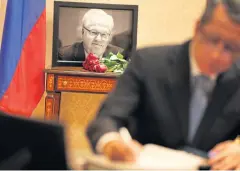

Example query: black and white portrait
[52,2,138,67]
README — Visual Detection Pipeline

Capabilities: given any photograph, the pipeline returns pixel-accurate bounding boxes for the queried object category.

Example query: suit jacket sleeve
[58,44,75,61]
[86,52,143,151]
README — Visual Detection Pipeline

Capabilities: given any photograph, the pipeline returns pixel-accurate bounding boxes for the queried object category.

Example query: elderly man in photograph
[58,9,123,61]
[87,0,240,170]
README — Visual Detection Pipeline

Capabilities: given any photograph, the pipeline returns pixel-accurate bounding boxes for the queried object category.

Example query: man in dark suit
[87,0,240,170]
[58,41,123,61]
[58,9,124,61]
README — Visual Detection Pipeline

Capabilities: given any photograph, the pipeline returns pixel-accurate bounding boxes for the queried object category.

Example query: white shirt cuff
[96,132,122,154]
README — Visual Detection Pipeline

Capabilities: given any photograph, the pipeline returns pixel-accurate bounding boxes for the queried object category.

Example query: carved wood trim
[44,93,61,121]
[46,74,55,92]
[56,75,116,93]
[45,97,54,120]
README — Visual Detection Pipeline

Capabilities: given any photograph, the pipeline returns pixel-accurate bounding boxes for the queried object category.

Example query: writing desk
[44,67,119,121]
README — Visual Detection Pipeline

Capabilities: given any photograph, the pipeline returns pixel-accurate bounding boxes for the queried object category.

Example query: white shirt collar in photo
[84,50,103,60]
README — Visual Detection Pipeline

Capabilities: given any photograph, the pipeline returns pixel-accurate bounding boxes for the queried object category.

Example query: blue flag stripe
[0,0,45,99]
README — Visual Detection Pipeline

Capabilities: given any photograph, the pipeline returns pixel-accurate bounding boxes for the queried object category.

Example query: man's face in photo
[82,23,111,57]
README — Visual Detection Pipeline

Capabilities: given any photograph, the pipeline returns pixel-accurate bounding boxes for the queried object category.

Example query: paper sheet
[135,144,207,170]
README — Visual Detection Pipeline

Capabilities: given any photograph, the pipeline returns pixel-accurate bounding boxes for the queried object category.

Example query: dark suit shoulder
[58,42,84,61]
[104,44,124,57]
[133,41,190,76]
[137,43,187,64]
[107,44,124,52]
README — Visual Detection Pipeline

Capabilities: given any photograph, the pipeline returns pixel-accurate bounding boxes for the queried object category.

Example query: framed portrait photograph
[52,1,138,67]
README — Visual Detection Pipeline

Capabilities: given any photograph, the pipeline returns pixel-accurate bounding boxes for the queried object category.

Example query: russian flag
[0,0,46,117]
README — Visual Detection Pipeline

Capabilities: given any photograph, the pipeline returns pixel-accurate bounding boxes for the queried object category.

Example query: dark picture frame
[52,1,138,67]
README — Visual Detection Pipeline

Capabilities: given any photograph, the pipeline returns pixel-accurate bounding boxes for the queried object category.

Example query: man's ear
[194,20,201,35]
[76,26,83,40]
[108,30,115,43]
[82,27,84,35]
[108,34,113,43]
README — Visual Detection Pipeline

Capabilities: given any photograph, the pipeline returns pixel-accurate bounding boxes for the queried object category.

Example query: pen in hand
[119,127,133,144]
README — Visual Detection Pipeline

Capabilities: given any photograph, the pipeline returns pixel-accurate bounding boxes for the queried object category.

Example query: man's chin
[90,49,104,57]
[90,52,103,58]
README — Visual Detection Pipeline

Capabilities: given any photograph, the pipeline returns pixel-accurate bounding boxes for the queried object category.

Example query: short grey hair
[81,9,114,32]
[200,0,240,25]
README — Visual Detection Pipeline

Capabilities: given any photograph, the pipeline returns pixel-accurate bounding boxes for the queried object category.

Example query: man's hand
[208,140,240,170]
[102,139,143,162]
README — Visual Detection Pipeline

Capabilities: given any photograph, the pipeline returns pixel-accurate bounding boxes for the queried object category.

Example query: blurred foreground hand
[208,140,240,170]
[102,139,143,162]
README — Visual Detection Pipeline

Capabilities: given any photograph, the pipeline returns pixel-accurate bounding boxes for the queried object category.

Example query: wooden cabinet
[44,67,119,121]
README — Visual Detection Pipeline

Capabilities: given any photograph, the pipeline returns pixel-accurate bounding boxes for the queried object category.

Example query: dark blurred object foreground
[0,111,68,170]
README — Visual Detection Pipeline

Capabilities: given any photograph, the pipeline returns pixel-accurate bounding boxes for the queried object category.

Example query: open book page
[72,145,207,170]
[72,152,142,170]
[135,144,207,170]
